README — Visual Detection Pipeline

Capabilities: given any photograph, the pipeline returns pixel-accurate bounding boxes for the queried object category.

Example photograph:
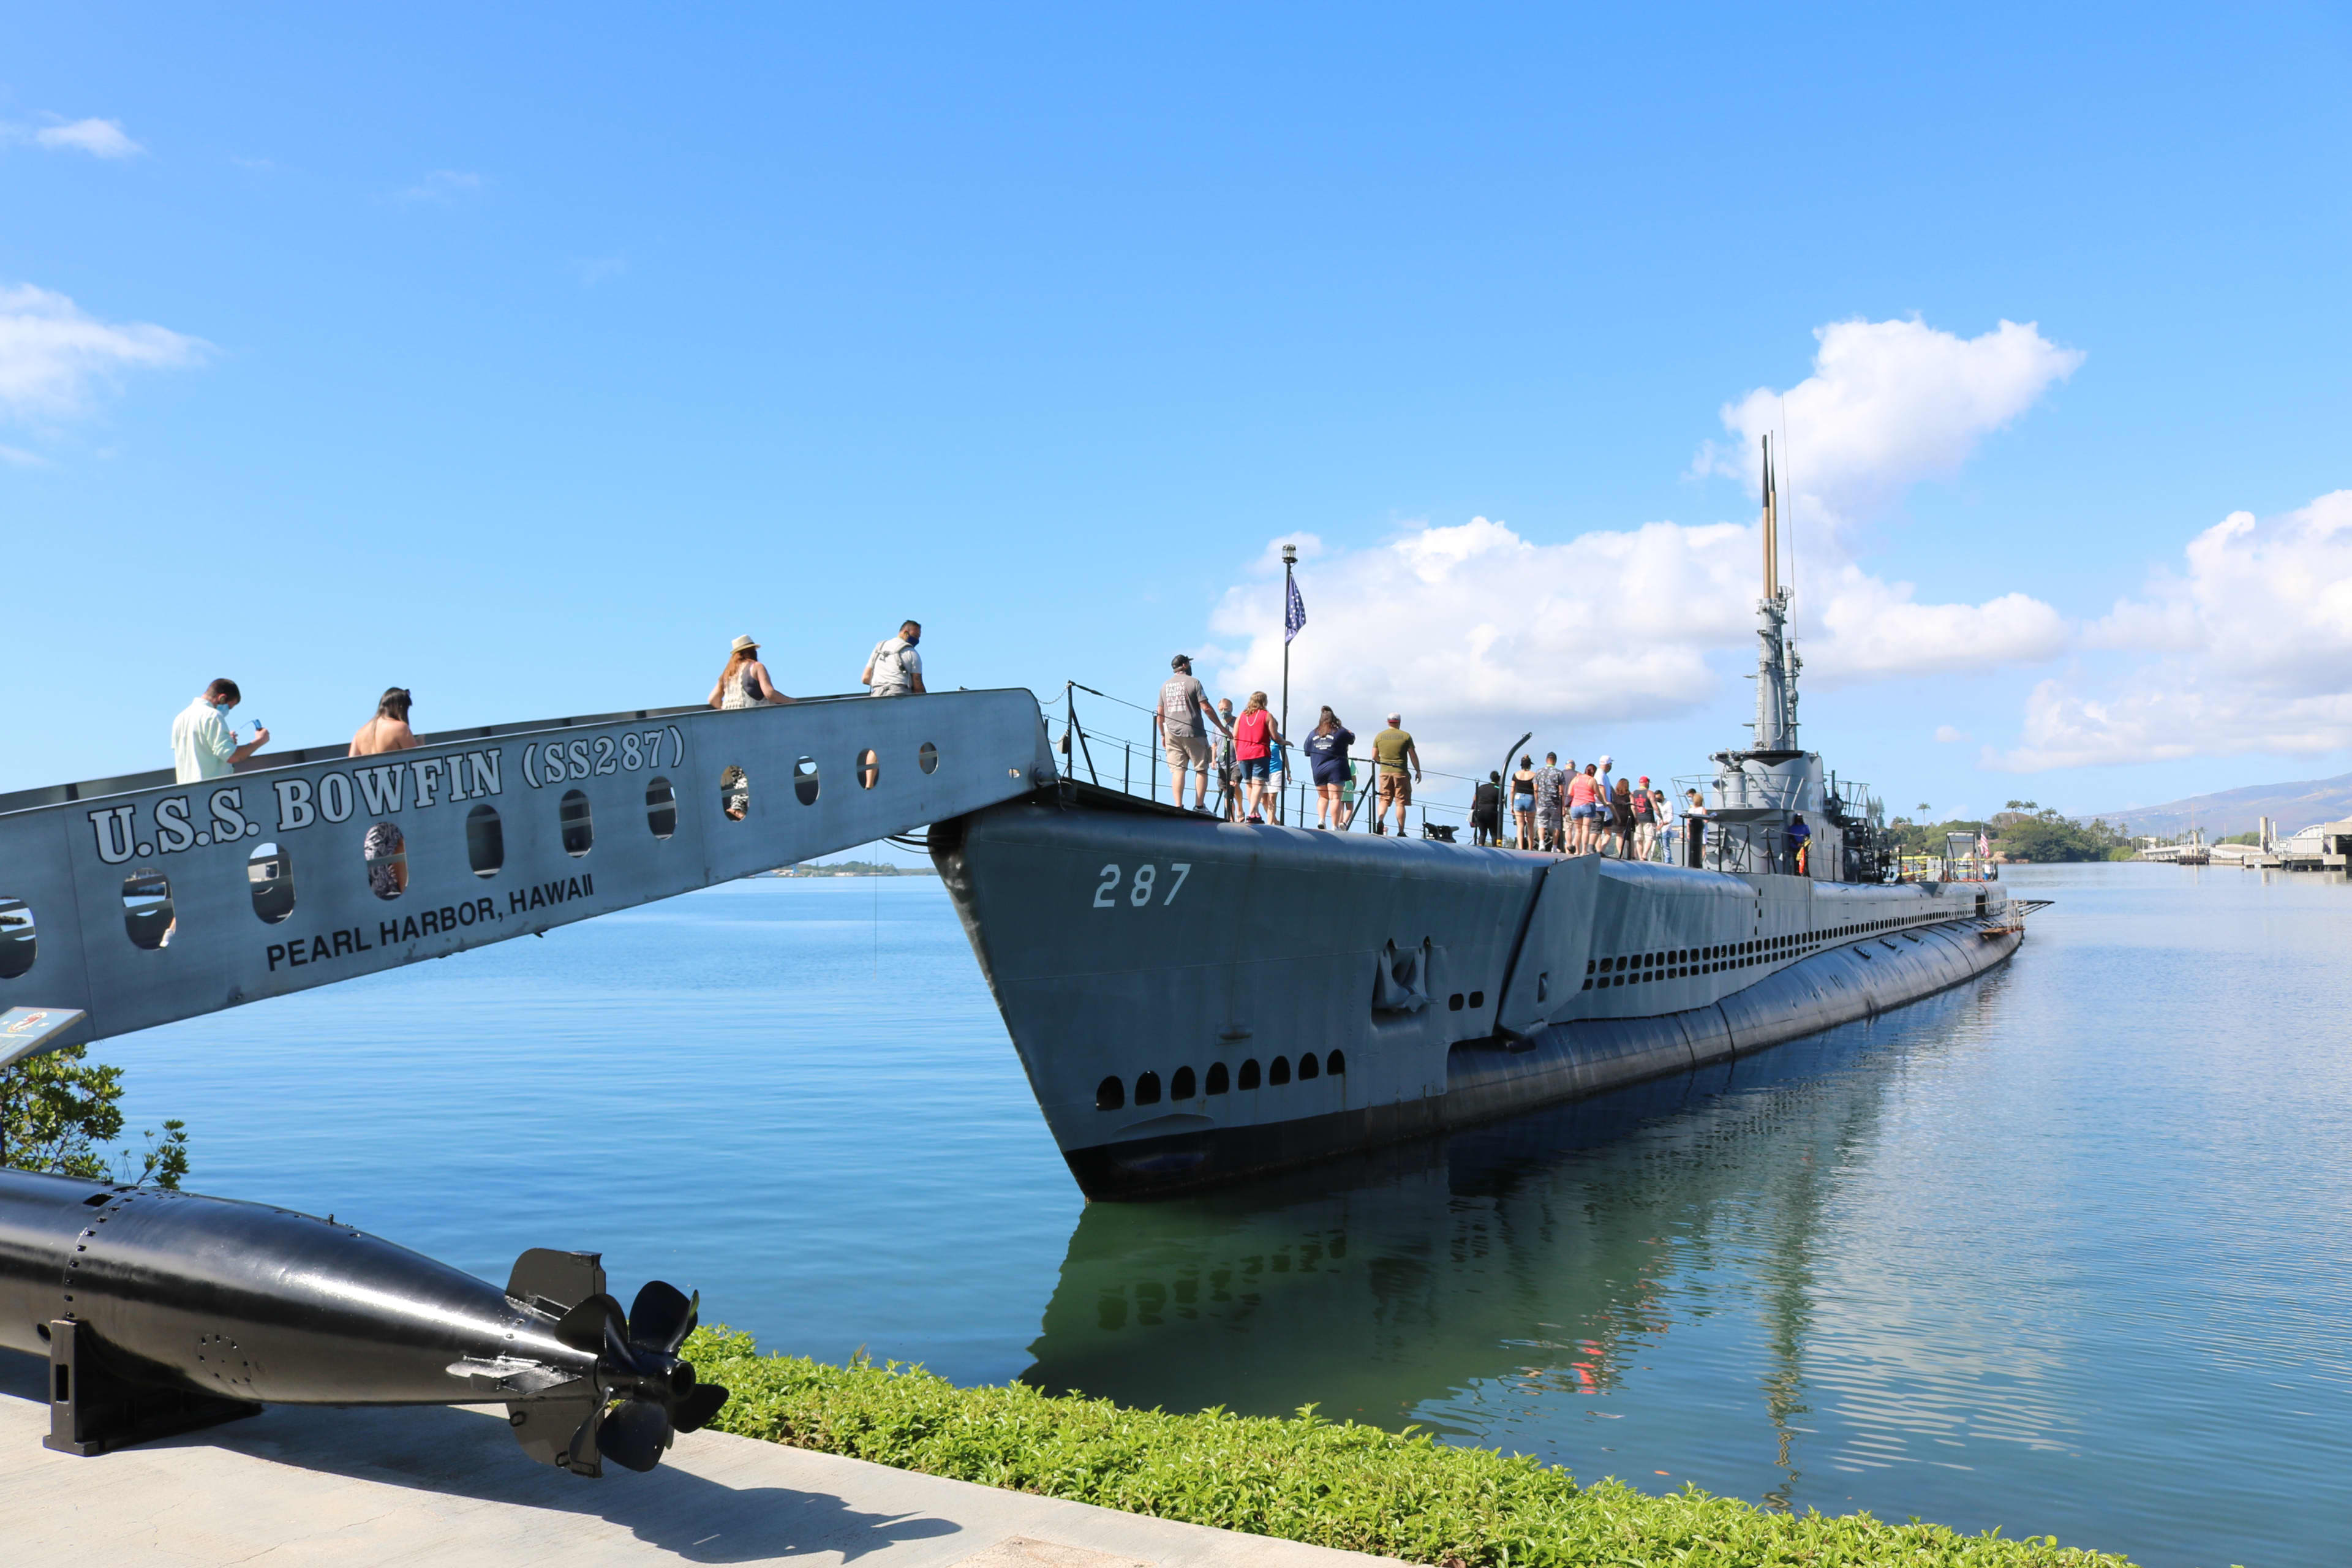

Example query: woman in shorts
[1305,708,1356,829]
[1232,692,1282,823]
[1608,778,1637,858]
[1511,755,1537,849]
[1567,763,1603,854]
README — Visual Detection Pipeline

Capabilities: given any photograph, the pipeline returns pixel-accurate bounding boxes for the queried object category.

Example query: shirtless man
[350,688,418,756]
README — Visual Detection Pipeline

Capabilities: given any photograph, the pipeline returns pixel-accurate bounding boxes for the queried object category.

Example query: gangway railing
[0,690,1056,1055]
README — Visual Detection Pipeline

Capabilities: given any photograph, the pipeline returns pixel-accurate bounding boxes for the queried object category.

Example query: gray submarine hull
[934,790,2021,1200]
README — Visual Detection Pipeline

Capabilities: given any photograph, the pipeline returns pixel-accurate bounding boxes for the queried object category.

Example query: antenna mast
[1753,435,1796,752]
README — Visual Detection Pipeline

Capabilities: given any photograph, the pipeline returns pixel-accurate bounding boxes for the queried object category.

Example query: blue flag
[1285,575,1306,644]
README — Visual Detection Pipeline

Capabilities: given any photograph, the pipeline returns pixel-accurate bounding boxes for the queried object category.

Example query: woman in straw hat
[707,635,794,710]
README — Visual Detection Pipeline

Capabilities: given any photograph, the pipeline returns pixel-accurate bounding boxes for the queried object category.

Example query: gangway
[0,690,1056,1058]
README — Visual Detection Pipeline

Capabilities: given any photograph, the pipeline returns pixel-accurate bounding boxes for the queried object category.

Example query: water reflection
[1025,982,2015,1507]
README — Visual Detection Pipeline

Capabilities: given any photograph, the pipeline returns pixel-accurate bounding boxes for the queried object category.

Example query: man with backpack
[862,620,927,697]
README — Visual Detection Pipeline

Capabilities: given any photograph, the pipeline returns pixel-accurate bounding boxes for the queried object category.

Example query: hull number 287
[1093,862,1190,908]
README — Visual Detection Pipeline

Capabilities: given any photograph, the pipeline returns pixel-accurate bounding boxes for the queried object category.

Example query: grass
[687,1329,2140,1567]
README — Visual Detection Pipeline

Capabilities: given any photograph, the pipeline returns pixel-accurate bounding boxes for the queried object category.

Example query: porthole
[467,804,505,876]
[857,748,880,790]
[1205,1061,1230,1095]
[1469,990,1484,1008]
[1298,1052,1319,1080]
[1134,1071,1163,1106]
[0,897,34,978]
[1238,1058,1261,1091]
[645,777,677,840]
[918,742,939,775]
[1172,1066,1196,1099]
[122,870,174,950]
[1269,1056,1292,1087]
[1326,1050,1345,1076]
[363,823,409,899]
[559,790,594,856]
[1096,1076,1125,1111]
[722,766,752,821]
[793,756,819,806]
[1448,992,1464,1011]
[246,843,295,924]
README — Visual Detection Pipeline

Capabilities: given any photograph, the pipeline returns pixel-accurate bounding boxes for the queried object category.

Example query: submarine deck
[0,1352,1396,1568]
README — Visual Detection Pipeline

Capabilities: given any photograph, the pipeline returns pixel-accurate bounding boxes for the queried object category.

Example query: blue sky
[7,6,2350,826]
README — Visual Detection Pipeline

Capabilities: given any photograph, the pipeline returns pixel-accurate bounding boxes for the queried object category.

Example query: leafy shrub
[688,1329,2138,1567]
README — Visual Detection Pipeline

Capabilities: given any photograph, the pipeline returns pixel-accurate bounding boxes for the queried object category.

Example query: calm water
[91,864,2352,1567]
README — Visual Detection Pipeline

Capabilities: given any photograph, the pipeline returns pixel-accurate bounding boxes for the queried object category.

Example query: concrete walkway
[1,1354,1401,1567]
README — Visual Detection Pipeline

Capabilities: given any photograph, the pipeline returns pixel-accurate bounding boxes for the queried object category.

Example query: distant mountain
[2087,771,2352,838]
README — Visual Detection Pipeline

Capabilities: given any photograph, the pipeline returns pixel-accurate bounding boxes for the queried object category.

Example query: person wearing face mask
[861,620,927,697]
[172,678,271,783]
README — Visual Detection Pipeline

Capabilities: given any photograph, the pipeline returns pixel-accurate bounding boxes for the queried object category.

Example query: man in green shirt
[1370,713,1420,837]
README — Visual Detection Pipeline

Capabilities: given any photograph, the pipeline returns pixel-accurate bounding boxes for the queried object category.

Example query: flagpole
[1281,543,1297,745]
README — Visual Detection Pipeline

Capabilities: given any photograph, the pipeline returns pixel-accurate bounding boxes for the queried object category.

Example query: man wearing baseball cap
[1156,655,1228,813]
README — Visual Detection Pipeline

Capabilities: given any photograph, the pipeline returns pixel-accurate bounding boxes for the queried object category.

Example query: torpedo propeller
[554,1280,731,1472]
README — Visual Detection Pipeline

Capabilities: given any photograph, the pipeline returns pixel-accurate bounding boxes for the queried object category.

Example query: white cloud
[397,170,484,204]
[1993,491,2352,769]
[1210,516,1750,767]
[34,118,144,158]
[1934,725,1971,744]
[1208,514,2067,769]
[1196,315,2086,773]
[1807,564,2069,681]
[0,283,208,423]
[1711,317,2084,539]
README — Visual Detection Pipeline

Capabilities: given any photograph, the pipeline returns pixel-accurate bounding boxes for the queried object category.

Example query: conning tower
[1695,436,1891,883]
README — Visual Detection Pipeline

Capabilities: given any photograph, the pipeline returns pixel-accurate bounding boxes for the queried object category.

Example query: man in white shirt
[172,679,270,783]
[861,621,927,698]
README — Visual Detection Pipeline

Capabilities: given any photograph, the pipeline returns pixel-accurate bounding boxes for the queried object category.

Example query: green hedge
[687,1329,2137,1567]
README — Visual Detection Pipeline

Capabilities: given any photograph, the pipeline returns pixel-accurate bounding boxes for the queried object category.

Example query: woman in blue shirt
[1305,707,1357,829]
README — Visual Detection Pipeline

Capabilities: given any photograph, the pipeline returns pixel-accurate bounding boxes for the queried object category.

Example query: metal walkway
[0,691,1055,1054]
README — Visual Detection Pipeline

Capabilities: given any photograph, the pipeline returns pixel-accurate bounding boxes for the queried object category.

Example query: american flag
[1285,575,1306,644]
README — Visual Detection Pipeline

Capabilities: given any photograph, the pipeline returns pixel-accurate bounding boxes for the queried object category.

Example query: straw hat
[730,634,758,654]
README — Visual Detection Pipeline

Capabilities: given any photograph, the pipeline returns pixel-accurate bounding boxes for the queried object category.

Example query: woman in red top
[1231,691,1283,823]
[1566,763,1603,854]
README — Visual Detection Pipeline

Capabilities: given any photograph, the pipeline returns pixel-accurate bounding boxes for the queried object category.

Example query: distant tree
[0,1045,191,1188]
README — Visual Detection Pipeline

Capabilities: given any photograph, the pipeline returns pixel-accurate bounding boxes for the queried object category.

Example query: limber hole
[364,823,409,900]
[246,843,295,924]
[857,748,880,790]
[0,896,36,979]
[1172,1066,1196,1099]
[467,804,505,876]
[1134,1071,1162,1106]
[122,870,175,950]
[1268,1055,1291,1086]
[559,791,594,856]
[918,742,939,775]
[1205,1062,1229,1095]
[646,777,677,840]
[1298,1052,1319,1080]
[1096,1076,1125,1112]
[1238,1058,1261,1091]
[792,757,818,807]
[722,766,752,822]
